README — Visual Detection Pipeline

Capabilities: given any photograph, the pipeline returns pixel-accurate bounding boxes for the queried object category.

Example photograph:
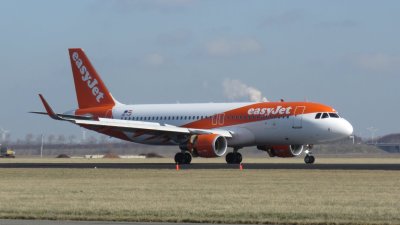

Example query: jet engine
[257,145,304,158]
[192,134,228,158]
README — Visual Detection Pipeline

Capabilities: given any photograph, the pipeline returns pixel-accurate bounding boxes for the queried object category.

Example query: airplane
[32,48,354,165]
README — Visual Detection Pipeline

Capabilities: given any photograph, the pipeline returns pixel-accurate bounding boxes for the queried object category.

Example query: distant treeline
[1,133,399,156]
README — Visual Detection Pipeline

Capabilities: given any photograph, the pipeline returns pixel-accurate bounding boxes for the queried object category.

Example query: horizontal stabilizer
[29,111,93,120]
[34,94,94,121]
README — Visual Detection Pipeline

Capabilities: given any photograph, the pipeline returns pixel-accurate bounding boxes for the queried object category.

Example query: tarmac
[0,162,399,170]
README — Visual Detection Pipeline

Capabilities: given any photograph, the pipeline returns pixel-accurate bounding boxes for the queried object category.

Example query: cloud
[143,53,166,66]
[355,53,400,72]
[223,79,267,102]
[260,10,304,27]
[205,38,263,57]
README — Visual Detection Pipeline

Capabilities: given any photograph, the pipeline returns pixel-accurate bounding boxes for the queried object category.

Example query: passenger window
[315,113,322,119]
[322,113,329,119]
[329,113,340,118]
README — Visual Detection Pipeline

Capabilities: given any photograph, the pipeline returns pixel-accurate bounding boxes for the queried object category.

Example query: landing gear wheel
[175,152,192,164]
[304,155,315,164]
[226,152,234,164]
[183,152,192,164]
[235,153,242,164]
[226,152,242,164]
[174,152,184,164]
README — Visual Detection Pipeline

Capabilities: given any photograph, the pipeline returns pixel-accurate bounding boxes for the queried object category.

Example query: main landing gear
[304,149,315,164]
[225,148,242,164]
[174,151,192,164]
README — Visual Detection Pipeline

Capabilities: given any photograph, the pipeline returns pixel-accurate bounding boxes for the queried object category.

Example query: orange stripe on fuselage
[182,102,335,129]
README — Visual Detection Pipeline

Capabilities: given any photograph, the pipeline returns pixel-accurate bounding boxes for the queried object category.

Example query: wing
[32,94,232,140]
[74,118,232,137]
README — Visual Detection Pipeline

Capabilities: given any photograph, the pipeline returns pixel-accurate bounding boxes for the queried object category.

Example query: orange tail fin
[68,48,115,109]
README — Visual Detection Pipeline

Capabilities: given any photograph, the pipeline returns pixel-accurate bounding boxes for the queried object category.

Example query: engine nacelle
[193,134,227,158]
[257,145,304,158]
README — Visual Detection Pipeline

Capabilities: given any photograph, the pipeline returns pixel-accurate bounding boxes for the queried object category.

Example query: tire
[234,153,242,164]
[225,152,234,164]
[304,155,310,164]
[309,155,315,164]
[183,152,192,164]
[174,152,184,164]
[304,155,315,164]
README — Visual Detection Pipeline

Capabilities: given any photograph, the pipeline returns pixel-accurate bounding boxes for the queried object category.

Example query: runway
[0,162,399,170]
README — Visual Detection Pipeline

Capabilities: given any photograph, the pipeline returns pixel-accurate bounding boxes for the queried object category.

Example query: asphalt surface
[0,162,399,170]
[0,220,246,225]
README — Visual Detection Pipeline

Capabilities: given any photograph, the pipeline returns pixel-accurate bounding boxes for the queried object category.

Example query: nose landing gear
[304,149,315,164]
[304,154,315,164]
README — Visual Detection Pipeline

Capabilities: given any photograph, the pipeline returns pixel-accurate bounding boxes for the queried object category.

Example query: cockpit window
[321,113,329,119]
[329,113,340,118]
[315,113,322,119]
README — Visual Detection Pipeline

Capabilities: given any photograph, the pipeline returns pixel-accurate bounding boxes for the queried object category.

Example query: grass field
[0,168,399,224]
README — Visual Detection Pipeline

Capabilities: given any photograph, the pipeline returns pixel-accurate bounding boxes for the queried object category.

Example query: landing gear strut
[225,148,242,164]
[174,151,192,164]
[304,149,315,164]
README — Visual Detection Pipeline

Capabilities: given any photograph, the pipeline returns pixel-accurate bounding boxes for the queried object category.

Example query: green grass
[0,169,399,224]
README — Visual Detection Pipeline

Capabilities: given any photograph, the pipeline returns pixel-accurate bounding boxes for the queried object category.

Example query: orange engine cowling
[257,145,304,158]
[193,134,227,158]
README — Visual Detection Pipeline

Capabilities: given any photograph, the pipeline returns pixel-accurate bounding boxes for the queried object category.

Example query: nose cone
[339,119,354,137]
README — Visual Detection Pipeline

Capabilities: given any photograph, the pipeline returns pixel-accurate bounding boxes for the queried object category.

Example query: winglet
[38,94,62,120]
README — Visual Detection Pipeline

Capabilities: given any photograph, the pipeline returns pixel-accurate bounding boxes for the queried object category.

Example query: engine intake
[193,134,227,158]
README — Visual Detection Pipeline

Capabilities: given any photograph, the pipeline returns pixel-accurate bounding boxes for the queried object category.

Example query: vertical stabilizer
[68,48,115,109]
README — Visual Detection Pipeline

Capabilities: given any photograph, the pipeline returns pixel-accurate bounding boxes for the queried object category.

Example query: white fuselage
[106,102,353,147]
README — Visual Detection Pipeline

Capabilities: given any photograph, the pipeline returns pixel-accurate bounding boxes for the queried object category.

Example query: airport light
[367,127,379,144]
[40,134,44,158]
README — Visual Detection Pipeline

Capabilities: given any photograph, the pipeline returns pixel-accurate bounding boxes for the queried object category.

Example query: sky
[0,0,399,141]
